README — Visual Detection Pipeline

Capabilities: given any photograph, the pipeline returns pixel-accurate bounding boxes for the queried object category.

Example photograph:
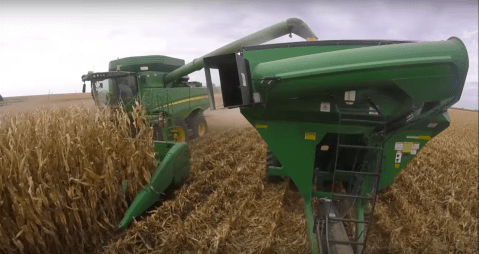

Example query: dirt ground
[0,93,96,115]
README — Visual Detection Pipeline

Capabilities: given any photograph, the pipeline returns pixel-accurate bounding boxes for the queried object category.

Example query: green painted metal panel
[110,55,185,73]
[245,37,468,107]
[243,44,372,64]
[380,111,450,189]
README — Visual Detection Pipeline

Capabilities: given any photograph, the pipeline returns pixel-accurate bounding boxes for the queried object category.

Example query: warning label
[403,142,413,153]
[320,102,331,112]
[412,142,420,150]
[305,132,317,140]
[395,142,404,151]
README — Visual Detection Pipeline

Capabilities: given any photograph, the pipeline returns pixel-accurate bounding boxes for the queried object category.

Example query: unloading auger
[120,17,469,254]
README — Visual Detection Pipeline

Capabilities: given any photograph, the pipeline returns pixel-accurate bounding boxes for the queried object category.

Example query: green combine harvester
[84,18,468,253]
[82,55,209,143]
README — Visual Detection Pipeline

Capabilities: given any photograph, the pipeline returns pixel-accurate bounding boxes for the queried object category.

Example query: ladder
[319,101,387,254]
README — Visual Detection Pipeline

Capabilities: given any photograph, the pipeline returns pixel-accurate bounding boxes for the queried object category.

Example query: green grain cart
[201,25,468,253]
[89,18,468,254]
[82,55,210,142]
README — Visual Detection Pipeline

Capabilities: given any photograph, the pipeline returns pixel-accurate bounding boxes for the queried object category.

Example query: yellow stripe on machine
[418,135,431,140]
[305,132,316,140]
[162,95,208,107]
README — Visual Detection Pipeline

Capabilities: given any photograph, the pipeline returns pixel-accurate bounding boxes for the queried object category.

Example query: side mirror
[82,83,86,93]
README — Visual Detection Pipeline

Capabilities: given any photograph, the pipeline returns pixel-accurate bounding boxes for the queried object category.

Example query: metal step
[339,111,382,116]
[331,193,374,200]
[341,119,386,125]
[328,217,371,224]
[328,102,386,253]
[338,144,383,150]
[336,107,382,114]
[329,239,365,246]
[334,170,380,176]
[317,202,354,254]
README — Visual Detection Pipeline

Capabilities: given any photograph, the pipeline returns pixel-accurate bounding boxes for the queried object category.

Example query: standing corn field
[0,106,155,253]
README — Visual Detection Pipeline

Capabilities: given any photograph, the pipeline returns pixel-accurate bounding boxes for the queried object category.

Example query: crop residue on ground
[1,100,477,253]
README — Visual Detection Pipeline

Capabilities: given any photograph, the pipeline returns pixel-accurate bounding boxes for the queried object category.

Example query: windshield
[114,76,138,103]
[90,75,138,108]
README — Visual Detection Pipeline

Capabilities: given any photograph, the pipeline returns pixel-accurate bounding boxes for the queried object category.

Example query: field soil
[0,94,96,114]
[1,93,477,253]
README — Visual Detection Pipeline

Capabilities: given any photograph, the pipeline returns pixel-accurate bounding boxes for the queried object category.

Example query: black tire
[187,111,208,140]
[174,119,189,143]
[265,150,284,183]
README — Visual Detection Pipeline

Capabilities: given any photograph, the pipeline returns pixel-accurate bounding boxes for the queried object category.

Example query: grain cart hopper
[203,35,469,252]
[201,36,468,253]
[81,55,210,142]
[111,17,468,253]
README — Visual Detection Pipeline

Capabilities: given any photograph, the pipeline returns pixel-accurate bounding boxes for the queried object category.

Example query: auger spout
[163,18,317,84]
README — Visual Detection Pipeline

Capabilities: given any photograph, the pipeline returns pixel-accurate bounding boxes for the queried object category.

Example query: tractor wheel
[188,111,208,139]
[152,124,164,141]
[174,119,189,143]
[265,150,284,183]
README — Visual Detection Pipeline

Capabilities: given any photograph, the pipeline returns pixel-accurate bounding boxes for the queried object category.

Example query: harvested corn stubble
[102,109,478,254]
[101,128,310,254]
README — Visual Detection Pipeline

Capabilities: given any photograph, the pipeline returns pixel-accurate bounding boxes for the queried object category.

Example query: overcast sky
[0,0,477,109]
